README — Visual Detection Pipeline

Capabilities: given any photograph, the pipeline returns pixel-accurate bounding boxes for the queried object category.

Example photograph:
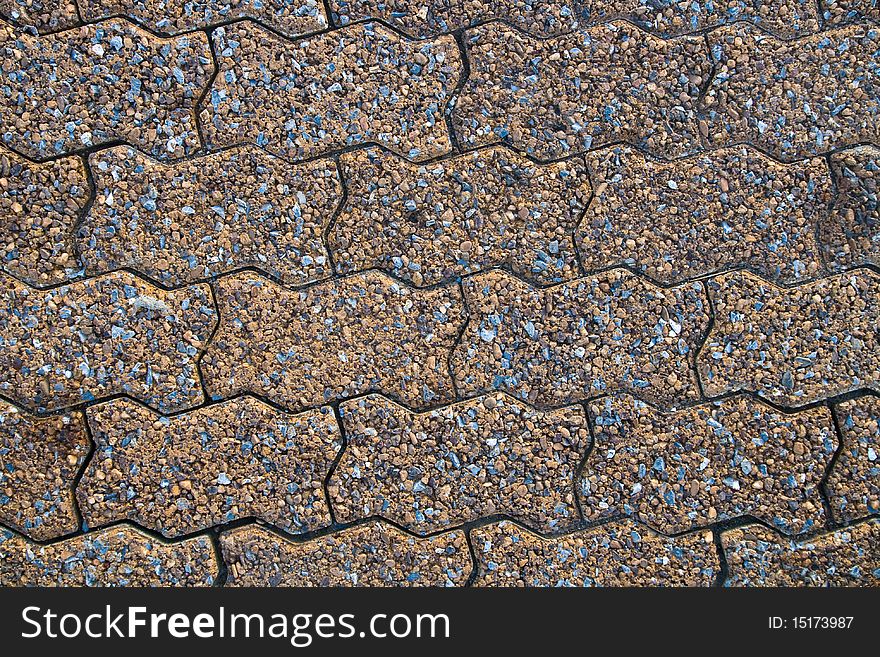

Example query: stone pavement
[0,0,878,587]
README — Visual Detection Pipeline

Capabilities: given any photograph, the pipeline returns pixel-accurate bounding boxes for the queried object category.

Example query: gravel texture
[579,145,832,284]
[826,397,880,523]
[722,520,880,586]
[823,146,880,271]
[451,270,709,409]
[330,393,588,533]
[330,146,591,286]
[0,0,80,32]
[0,524,218,585]
[0,404,90,540]
[823,0,880,25]
[699,270,880,406]
[80,145,341,286]
[472,519,718,586]
[579,395,835,534]
[79,397,340,537]
[221,521,470,586]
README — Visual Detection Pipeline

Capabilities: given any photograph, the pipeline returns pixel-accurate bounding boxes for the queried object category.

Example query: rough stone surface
[0,272,216,413]
[0,20,213,160]
[702,25,880,161]
[472,519,719,586]
[0,525,218,586]
[699,270,880,406]
[200,22,461,162]
[222,522,470,586]
[453,22,710,160]
[579,395,835,534]
[823,146,880,271]
[823,0,880,25]
[329,393,589,534]
[579,146,831,284]
[0,0,80,32]
[722,521,880,586]
[451,270,710,409]
[0,404,90,540]
[827,397,880,523]
[0,147,89,286]
[80,146,341,286]
[79,397,341,537]
[330,147,591,286]
[201,272,463,410]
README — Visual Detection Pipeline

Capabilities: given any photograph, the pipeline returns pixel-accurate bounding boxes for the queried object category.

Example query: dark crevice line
[71,414,98,534]
[571,399,597,524]
[193,25,223,154]
[195,279,223,405]
[321,0,337,29]
[208,529,229,587]
[446,279,471,400]
[821,402,849,531]
[323,154,348,276]
[692,277,716,401]
[569,154,595,279]
[711,527,729,587]
[444,28,472,154]
[463,527,480,587]
[322,404,349,526]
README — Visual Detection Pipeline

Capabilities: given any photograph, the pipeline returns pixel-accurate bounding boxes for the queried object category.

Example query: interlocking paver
[722,520,880,586]
[579,395,835,534]
[329,393,589,533]
[201,272,463,409]
[80,0,328,37]
[701,25,880,161]
[823,0,880,25]
[0,272,216,413]
[200,22,460,162]
[452,22,710,160]
[0,525,218,585]
[330,147,591,286]
[79,397,340,537]
[451,270,709,409]
[80,146,341,286]
[0,20,213,160]
[0,404,89,540]
[699,270,880,406]
[0,0,79,32]
[472,519,719,586]
[823,146,880,271]
[827,397,880,523]
[221,522,470,586]
[578,146,831,284]
[0,147,89,286]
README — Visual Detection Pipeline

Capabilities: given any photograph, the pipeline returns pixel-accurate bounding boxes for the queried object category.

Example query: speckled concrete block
[472,519,719,586]
[0,0,80,32]
[329,393,589,533]
[823,146,880,271]
[579,395,835,534]
[221,522,470,586]
[827,397,880,523]
[823,0,880,25]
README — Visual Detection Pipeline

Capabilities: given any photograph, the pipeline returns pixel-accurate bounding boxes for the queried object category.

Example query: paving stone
[79,397,340,537]
[329,393,589,533]
[80,0,328,37]
[578,145,831,285]
[451,270,709,409]
[0,0,80,32]
[330,147,591,286]
[823,146,880,271]
[452,22,710,160]
[221,521,470,586]
[579,395,835,535]
[202,272,463,409]
[472,519,718,586]
[722,520,880,586]
[200,22,460,162]
[0,272,216,413]
[0,525,218,585]
[823,0,880,25]
[80,146,341,286]
[826,397,880,523]
[0,20,212,160]
[0,147,89,286]
[0,404,90,540]
[699,270,880,406]
[702,25,880,161]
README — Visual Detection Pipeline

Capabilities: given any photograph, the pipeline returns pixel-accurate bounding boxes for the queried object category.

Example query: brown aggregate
[330,146,591,286]
[0,404,90,540]
[826,397,880,523]
[699,270,880,406]
[0,271,216,413]
[0,146,89,286]
[578,145,831,284]
[80,145,341,286]
[579,395,835,535]
[722,520,880,586]
[823,146,880,271]
[221,522,470,586]
[0,0,80,32]
[823,0,880,25]
[79,397,340,537]
[329,393,589,534]
[472,519,719,587]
